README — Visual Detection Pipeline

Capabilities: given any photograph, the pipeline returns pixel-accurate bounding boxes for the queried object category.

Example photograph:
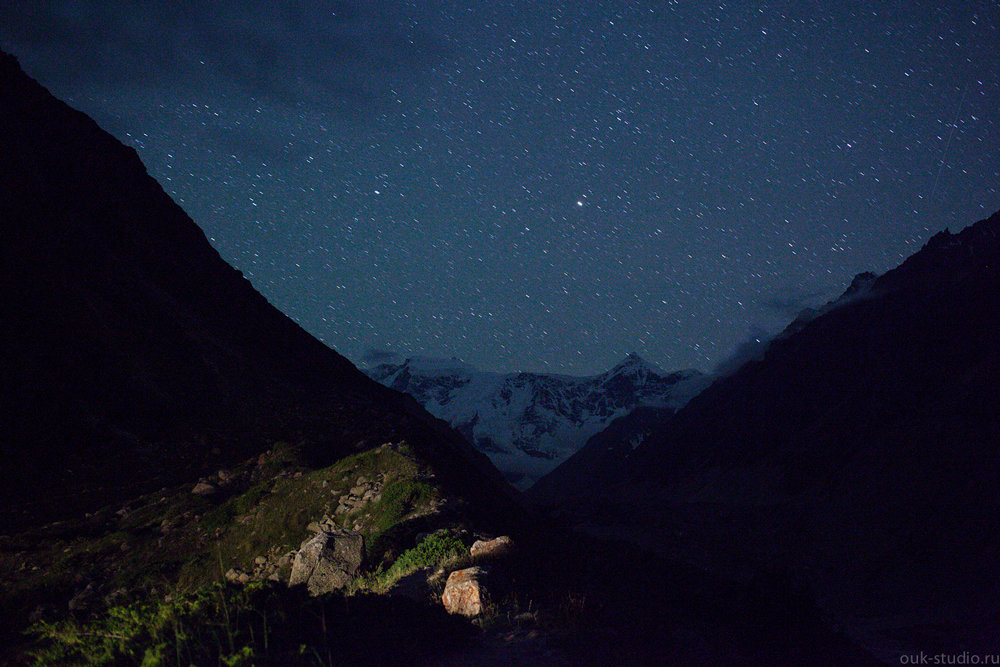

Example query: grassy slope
[0,440,488,663]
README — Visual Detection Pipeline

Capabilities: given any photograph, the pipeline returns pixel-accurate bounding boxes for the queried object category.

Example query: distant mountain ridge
[364,352,709,488]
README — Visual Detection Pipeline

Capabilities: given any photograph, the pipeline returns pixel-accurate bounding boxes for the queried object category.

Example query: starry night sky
[3,2,998,374]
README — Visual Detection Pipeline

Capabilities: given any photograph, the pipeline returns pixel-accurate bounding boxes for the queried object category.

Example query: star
[4,2,995,375]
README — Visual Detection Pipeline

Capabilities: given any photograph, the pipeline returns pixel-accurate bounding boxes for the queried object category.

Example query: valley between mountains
[2,47,998,665]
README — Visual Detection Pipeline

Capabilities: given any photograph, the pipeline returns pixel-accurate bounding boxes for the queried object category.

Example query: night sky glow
[3,2,998,374]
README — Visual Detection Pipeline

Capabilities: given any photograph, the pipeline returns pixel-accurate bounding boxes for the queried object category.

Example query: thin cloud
[1,1,449,114]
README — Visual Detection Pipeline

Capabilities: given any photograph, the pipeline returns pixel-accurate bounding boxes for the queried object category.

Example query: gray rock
[288,529,364,595]
[225,568,250,584]
[268,551,296,583]
[470,536,513,560]
[191,481,217,496]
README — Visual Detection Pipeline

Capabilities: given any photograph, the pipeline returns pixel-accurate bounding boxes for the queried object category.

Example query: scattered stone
[470,536,513,560]
[306,521,323,534]
[191,481,217,496]
[442,567,490,617]
[288,530,365,595]
[225,568,250,584]
[269,551,296,583]
[254,556,267,566]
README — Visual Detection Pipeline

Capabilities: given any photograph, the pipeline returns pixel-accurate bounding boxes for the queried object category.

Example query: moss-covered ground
[0,439,479,664]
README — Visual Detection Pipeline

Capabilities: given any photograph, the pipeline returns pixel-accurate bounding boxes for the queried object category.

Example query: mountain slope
[534,210,1000,656]
[0,50,514,529]
[530,270,881,506]
[528,405,677,507]
[365,353,708,488]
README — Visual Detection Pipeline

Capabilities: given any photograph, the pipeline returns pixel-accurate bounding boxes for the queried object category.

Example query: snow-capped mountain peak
[605,353,664,376]
[364,354,710,489]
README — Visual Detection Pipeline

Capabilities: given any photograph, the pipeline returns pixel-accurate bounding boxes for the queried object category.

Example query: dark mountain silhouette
[531,210,1000,656]
[0,50,514,528]
[529,405,676,507]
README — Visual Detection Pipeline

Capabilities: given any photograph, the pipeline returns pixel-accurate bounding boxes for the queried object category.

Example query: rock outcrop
[288,530,365,595]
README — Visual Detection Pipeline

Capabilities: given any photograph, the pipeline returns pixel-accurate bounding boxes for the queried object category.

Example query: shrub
[366,530,467,593]
[28,580,475,665]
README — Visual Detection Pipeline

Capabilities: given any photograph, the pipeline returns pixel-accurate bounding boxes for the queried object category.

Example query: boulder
[442,566,490,617]
[191,481,217,496]
[288,529,364,595]
[470,535,513,560]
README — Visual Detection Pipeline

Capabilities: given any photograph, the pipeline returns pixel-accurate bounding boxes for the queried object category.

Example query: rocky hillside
[365,352,708,488]
[0,50,515,531]
[532,210,1000,658]
[0,48,533,659]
